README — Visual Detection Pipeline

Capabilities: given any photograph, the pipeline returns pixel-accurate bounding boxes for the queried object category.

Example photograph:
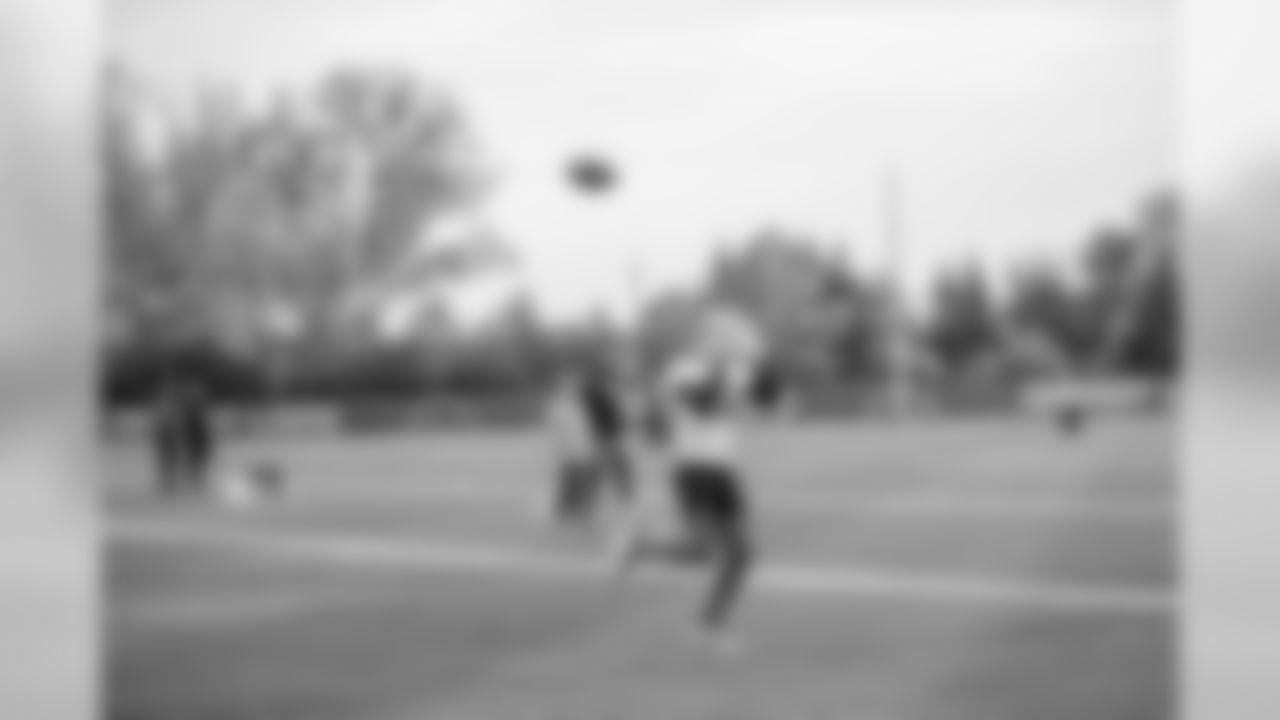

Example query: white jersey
[659,354,755,466]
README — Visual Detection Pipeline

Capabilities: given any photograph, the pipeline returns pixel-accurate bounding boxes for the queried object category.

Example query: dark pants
[639,460,754,629]
[556,440,632,523]
[674,461,747,532]
[154,425,212,497]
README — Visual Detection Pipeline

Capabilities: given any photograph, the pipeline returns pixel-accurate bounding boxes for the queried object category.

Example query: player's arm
[725,357,787,421]
[747,359,786,413]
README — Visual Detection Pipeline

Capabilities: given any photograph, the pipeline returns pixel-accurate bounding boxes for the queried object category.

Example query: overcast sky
[110,0,1174,323]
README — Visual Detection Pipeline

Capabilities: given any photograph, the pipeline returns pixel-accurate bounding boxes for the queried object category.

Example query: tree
[103,64,505,397]
[313,67,491,273]
[542,313,621,380]
[216,67,501,341]
[1003,326,1071,379]
[103,67,198,349]
[105,73,307,374]
[987,188,1180,384]
[1098,190,1180,375]
[827,271,887,382]
[1077,189,1181,375]
[469,294,553,389]
[1077,225,1141,362]
[1123,253,1179,375]
[706,229,877,383]
[925,261,1001,375]
[1003,261,1091,368]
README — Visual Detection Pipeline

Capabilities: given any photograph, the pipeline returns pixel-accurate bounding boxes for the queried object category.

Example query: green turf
[106,416,1175,720]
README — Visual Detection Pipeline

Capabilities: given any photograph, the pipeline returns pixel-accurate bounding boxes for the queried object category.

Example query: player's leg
[197,407,219,493]
[171,417,203,498]
[560,456,612,528]
[585,445,631,525]
[175,431,198,496]
[154,433,180,497]
[151,403,183,497]
[615,461,717,571]
[695,466,753,632]
[554,459,585,523]
[627,462,754,650]
[186,427,211,496]
[596,439,635,512]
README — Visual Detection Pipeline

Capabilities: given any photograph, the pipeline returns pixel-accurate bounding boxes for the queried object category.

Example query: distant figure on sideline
[545,363,634,528]
[152,375,214,498]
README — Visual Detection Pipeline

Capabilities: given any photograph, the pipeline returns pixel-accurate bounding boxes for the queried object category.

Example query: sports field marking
[113,588,359,630]
[299,482,1172,522]
[111,520,1174,617]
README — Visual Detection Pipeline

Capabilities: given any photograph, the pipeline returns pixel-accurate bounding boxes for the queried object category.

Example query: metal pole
[882,166,912,418]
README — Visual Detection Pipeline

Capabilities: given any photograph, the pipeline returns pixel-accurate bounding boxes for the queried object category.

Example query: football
[567,154,617,194]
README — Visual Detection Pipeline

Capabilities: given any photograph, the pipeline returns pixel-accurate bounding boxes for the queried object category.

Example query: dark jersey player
[546,366,634,527]
[152,376,214,498]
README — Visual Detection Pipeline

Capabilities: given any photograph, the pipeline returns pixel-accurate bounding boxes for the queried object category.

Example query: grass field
[105,415,1176,720]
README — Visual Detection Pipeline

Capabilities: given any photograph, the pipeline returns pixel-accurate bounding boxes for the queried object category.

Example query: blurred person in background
[152,372,215,498]
[544,360,634,528]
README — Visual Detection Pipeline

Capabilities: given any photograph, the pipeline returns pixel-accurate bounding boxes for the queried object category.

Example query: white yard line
[300,482,1172,521]
[113,589,357,630]
[111,521,1174,617]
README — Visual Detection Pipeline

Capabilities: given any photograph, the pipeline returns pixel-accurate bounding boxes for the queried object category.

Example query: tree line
[102,63,1179,410]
